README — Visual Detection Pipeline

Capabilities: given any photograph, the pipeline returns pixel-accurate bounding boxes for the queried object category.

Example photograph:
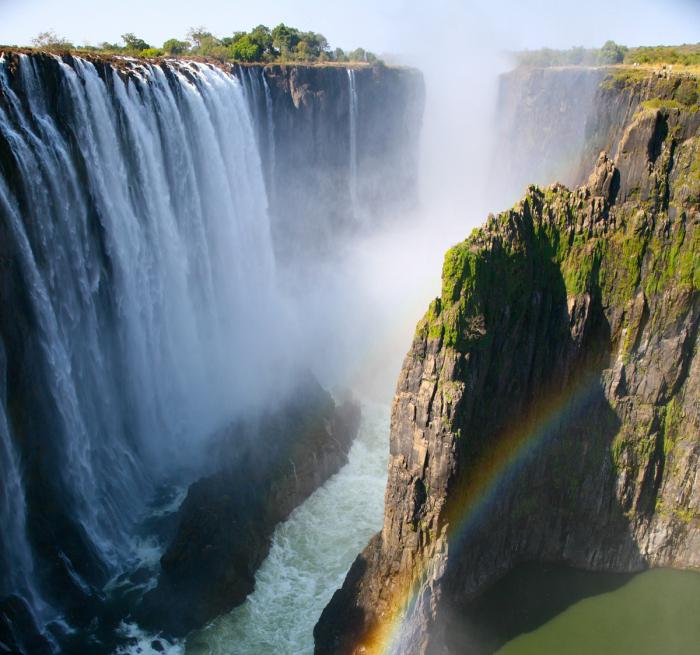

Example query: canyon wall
[237,63,424,262]
[316,67,700,654]
[139,378,361,637]
[490,66,604,203]
[491,65,698,203]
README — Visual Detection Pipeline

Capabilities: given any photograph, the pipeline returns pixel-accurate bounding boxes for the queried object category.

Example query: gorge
[0,28,698,655]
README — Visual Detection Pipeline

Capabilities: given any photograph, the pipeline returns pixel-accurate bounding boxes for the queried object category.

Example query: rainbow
[357,370,604,654]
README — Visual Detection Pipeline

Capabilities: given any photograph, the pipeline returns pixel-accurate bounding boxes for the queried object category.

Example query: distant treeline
[515,41,700,68]
[23,25,380,64]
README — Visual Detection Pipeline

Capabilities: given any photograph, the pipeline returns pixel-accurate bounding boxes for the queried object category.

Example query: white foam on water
[186,403,389,655]
[114,622,184,655]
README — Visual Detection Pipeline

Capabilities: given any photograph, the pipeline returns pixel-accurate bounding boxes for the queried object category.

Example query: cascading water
[238,66,276,198]
[0,341,43,615]
[347,68,359,219]
[262,71,276,199]
[0,52,280,636]
[0,48,425,655]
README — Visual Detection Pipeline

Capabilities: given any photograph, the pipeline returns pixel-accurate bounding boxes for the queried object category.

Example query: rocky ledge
[139,373,360,637]
[315,70,699,654]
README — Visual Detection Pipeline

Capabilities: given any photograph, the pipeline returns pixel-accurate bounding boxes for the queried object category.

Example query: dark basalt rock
[139,373,361,637]
[0,595,52,655]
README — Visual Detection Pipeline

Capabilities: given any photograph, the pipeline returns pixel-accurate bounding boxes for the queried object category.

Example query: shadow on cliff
[430,217,647,654]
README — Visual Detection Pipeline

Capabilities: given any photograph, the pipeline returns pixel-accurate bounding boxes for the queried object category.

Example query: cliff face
[316,69,700,654]
[492,65,700,203]
[491,67,604,202]
[237,64,425,262]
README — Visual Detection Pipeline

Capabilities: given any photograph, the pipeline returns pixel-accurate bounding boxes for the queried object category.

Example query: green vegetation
[516,41,700,68]
[22,24,380,65]
[417,138,698,354]
[626,43,700,67]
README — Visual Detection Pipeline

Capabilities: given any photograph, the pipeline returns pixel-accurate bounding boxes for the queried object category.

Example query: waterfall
[262,70,276,200]
[347,69,359,218]
[0,53,278,622]
[0,340,42,613]
[238,66,276,201]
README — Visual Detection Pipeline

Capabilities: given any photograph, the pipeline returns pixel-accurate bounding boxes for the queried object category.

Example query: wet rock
[139,372,361,637]
[0,595,52,655]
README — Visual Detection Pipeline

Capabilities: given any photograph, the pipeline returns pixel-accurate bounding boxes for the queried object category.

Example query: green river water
[449,564,700,655]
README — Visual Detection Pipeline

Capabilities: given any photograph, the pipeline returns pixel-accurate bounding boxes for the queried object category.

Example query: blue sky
[1,0,698,54]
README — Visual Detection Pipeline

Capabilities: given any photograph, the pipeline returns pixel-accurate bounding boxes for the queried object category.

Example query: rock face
[140,374,361,636]
[236,63,425,262]
[492,65,700,205]
[490,66,604,203]
[315,69,700,654]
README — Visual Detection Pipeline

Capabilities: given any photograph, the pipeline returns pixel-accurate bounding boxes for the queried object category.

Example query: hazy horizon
[1,0,699,56]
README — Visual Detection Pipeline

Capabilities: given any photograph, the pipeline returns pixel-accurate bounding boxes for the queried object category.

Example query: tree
[32,30,73,51]
[162,38,189,55]
[294,40,310,60]
[121,33,151,51]
[271,23,300,57]
[300,30,328,58]
[230,35,263,62]
[599,40,626,65]
[186,26,214,50]
[568,46,586,65]
[348,47,366,62]
[249,25,273,53]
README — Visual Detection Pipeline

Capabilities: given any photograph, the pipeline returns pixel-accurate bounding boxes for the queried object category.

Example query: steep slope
[315,69,700,654]
[139,378,360,637]
[491,66,604,201]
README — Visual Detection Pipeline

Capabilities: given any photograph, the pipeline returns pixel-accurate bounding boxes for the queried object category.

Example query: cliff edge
[315,69,700,654]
